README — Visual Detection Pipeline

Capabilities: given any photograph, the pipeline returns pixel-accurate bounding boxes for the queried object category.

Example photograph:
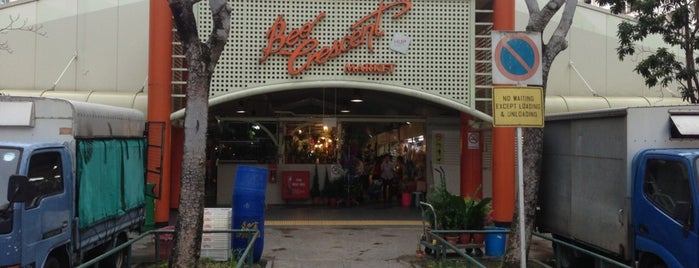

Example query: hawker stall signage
[259,1,411,75]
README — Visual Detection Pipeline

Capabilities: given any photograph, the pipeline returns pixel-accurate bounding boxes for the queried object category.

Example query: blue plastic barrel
[231,165,268,262]
[485,227,507,256]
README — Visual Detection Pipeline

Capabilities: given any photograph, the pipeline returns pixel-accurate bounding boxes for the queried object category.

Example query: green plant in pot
[445,194,468,244]
[425,168,451,230]
[464,195,492,244]
[426,168,467,245]
[450,195,469,229]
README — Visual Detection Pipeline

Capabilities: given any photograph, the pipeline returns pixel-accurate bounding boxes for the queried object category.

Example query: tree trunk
[503,1,576,266]
[167,0,230,267]
[170,45,211,267]
[502,128,544,267]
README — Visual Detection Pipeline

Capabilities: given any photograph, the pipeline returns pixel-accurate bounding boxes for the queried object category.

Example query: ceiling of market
[207,88,463,136]
[210,88,460,119]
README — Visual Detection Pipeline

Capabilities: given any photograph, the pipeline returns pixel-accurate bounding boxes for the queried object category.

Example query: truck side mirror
[7,175,31,203]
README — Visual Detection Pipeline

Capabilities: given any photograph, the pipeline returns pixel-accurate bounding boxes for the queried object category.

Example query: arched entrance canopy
[169,81,494,122]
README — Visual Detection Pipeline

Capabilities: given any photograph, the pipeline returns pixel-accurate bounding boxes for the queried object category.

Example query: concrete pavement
[262,226,424,268]
[130,203,554,267]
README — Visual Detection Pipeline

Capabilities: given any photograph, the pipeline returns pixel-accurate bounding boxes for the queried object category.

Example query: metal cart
[418,201,485,256]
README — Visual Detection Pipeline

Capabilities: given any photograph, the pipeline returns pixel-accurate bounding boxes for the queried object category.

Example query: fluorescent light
[350,89,363,103]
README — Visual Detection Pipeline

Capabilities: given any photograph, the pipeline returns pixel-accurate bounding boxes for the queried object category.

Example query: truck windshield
[0,148,21,207]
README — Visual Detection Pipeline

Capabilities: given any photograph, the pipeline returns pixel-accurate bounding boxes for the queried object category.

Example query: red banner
[281,171,310,200]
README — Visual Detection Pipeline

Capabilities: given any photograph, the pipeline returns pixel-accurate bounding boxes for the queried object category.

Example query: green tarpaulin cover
[77,139,145,228]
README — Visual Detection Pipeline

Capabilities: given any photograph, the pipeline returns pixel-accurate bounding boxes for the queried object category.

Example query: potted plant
[464,195,492,244]
[445,194,468,244]
[425,169,451,230]
[426,168,466,244]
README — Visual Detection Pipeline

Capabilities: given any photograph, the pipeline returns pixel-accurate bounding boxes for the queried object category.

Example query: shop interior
[210,119,428,206]
[205,88,459,207]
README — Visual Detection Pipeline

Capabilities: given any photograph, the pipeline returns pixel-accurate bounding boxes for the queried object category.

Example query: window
[0,0,34,7]
[216,121,278,163]
[0,147,21,208]
[643,158,692,221]
[26,151,63,209]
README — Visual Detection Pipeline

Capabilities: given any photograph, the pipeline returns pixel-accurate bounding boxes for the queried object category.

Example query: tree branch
[0,14,45,35]
[169,0,201,48]
[0,14,46,53]
[206,0,231,73]
[525,0,576,87]
[525,0,540,16]
[526,0,567,32]
[546,0,577,58]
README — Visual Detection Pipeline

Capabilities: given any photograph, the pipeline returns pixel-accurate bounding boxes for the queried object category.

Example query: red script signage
[259,1,411,75]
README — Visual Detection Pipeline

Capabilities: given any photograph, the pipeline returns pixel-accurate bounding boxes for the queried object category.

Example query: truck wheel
[102,236,129,268]
[639,253,668,268]
[45,256,62,268]
[554,242,596,268]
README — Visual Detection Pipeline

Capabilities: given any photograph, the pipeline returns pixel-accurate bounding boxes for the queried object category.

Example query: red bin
[401,192,411,207]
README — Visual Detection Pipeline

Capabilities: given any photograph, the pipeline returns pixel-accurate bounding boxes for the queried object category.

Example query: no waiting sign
[492,31,542,85]
[492,86,544,128]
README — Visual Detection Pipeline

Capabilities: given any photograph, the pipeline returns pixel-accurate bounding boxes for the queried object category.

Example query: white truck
[0,96,147,268]
[538,106,699,268]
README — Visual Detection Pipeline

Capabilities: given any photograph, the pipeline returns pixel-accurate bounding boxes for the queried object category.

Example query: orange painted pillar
[148,0,173,227]
[460,114,483,199]
[491,0,516,224]
[170,127,183,209]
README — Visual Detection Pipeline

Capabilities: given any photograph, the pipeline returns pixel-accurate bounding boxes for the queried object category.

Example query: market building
[0,0,684,227]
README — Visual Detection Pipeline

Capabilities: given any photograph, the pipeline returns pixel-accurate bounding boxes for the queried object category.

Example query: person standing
[380,154,395,202]
[368,156,382,201]
[354,155,369,202]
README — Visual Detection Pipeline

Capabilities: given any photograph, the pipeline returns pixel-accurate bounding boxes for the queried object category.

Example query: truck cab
[633,149,699,267]
[1,143,74,267]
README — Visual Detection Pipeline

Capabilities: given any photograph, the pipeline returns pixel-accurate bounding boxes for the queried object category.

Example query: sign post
[491,31,543,268]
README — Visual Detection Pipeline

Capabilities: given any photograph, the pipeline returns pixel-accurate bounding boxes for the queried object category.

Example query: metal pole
[517,127,526,268]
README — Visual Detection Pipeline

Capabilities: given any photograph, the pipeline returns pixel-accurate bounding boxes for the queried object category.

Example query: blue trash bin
[485,227,507,256]
[231,165,268,262]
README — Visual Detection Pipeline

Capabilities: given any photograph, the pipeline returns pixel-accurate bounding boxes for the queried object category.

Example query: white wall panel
[0,0,148,92]
[0,2,39,89]
[76,0,118,90]
[34,0,78,90]
[568,10,607,96]
[116,0,148,91]
[429,129,460,195]
[515,1,679,98]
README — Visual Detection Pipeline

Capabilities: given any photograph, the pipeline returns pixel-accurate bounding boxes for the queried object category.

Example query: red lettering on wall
[344,63,396,74]
[259,1,412,75]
